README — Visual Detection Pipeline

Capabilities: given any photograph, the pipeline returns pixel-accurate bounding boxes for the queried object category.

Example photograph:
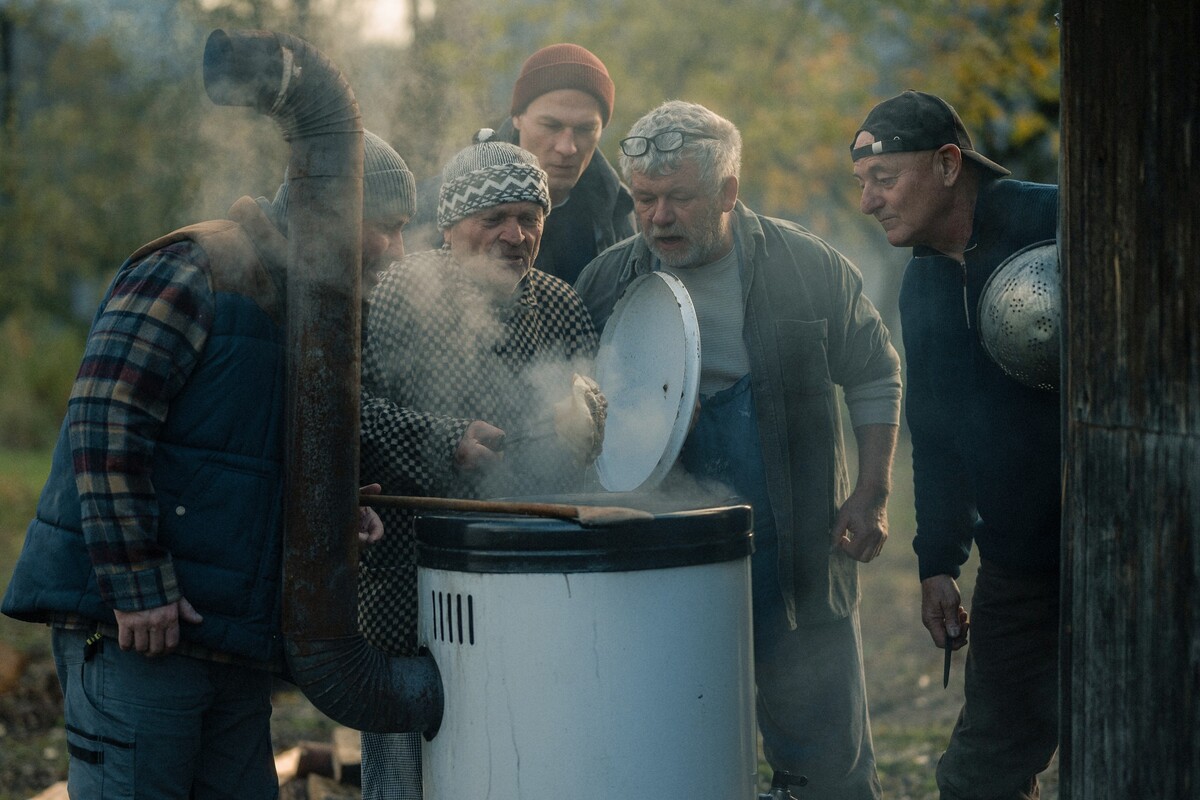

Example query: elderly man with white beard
[575,100,902,799]
[356,130,605,800]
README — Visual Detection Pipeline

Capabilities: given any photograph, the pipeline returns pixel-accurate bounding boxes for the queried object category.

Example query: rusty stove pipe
[202,29,442,734]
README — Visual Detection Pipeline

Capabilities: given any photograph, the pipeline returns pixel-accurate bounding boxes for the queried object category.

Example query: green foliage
[886,0,1062,182]
[0,2,211,325]
[0,0,1061,445]
[468,0,1060,226]
[0,446,54,654]
[0,312,83,449]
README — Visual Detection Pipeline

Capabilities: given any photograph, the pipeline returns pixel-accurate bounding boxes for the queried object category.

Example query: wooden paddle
[358,493,654,527]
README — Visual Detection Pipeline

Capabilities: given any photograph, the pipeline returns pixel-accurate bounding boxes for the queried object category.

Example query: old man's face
[630,157,737,269]
[443,200,545,296]
[852,130,957,251]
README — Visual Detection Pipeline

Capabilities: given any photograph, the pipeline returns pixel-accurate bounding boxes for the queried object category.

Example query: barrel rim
[415,503,754,574]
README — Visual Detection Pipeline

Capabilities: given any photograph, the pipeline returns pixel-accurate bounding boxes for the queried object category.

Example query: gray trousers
[937,560,1060,800]
[754,606,882,800]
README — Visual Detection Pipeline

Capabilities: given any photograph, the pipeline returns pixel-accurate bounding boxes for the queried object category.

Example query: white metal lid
[593,272,701,492]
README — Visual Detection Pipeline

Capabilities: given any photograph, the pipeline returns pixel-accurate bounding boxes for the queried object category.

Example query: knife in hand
[943,635,954,689]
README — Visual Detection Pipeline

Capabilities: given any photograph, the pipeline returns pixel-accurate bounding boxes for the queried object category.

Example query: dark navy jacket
[2,211,288,664]
[900,178,1060,580]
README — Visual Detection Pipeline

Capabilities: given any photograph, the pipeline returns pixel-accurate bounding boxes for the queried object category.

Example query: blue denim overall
[679,372,780,628]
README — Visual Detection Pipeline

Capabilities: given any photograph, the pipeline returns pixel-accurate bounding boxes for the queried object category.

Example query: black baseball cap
[851,90,1010,177]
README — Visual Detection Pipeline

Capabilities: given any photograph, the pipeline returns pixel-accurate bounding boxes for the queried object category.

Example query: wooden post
[1060,2,1200,798]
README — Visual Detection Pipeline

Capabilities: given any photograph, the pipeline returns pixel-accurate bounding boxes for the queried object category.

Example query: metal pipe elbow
[202,28,443,735]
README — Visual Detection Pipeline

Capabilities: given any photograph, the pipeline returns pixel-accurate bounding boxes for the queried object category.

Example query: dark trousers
[937,560,1060,800]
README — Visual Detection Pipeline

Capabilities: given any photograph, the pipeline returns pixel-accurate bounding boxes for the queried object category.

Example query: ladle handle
[359,493,584,522]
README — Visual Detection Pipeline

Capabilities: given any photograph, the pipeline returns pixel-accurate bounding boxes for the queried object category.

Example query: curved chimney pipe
[202,29,442,735]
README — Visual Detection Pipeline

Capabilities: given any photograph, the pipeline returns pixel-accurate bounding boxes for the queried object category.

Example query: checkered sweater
[358,249,598,654]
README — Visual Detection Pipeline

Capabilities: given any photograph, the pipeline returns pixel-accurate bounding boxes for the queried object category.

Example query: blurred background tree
[0,0,1061,448]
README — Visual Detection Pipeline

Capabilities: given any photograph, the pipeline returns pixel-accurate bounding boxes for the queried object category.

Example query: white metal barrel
[416,500,757,799]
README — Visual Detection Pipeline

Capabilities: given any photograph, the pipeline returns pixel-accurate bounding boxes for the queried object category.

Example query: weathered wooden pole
[1060,2,1199,798]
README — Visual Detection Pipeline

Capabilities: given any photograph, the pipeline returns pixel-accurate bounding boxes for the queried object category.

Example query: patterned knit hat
[510,43,614,126]
[268,130,417,231]
[437,129,552,230]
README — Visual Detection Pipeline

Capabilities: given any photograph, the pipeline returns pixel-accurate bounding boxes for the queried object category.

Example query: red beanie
[510,43,615,126]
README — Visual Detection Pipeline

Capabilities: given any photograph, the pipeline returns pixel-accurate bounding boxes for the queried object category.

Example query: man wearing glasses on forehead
[575,100,902,799]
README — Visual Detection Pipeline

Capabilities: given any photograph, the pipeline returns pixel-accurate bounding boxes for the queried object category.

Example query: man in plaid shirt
[2,131,413,799]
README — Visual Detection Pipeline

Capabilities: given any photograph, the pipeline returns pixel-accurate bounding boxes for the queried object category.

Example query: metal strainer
[977,239,1060,391]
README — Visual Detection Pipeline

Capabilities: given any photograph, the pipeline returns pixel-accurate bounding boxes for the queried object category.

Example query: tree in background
[0,1,213,445]
[455,0,1061,333]
[0,0,380,446]
[468,0,1060,223]
[0,1,199,322]
[0,0,1061,448]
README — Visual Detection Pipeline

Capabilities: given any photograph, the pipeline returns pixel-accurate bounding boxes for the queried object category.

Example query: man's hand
[832,423,897,562]
[455,420,506,471]
[358,483,385,544]
[831,485,889,562]
[113,597,203,657]
[921,574,969,649]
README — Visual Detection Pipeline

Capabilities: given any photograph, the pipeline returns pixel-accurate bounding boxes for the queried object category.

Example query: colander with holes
[977,239,1061,391]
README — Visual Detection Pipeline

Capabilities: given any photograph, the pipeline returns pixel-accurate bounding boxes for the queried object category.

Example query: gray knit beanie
[268,130,416,230]
[437,128,551,230]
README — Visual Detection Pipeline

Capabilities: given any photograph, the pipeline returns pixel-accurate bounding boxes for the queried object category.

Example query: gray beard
[645,215,726,269]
